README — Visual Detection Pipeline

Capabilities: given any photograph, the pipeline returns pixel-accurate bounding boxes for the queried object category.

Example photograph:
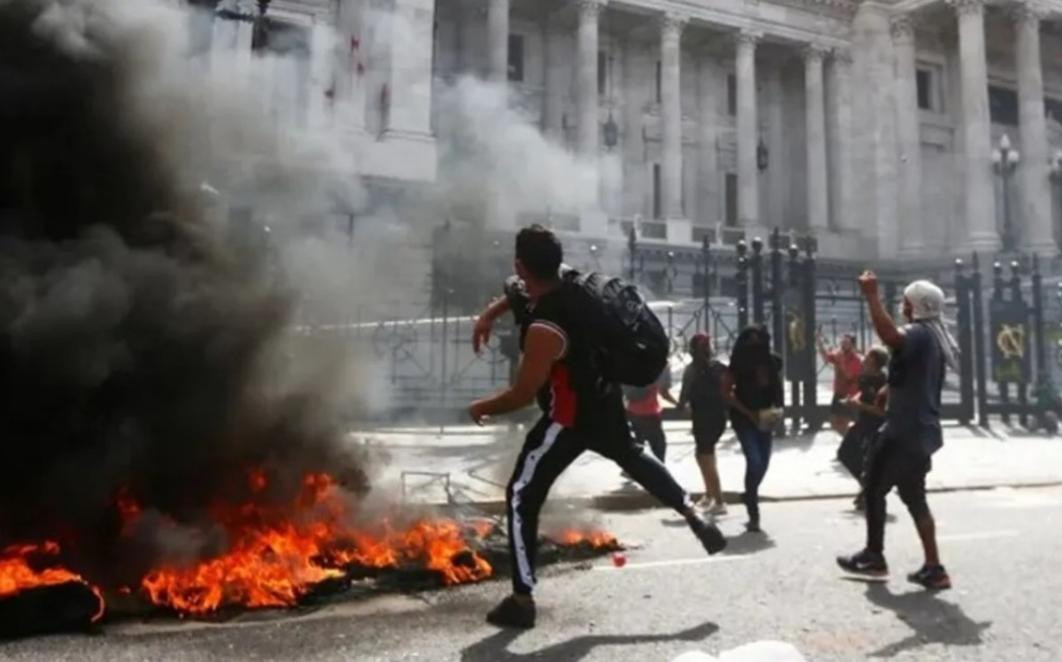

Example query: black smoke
[0,0,363,586]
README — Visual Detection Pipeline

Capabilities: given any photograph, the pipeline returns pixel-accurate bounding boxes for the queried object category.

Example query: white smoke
[81,0,621,419]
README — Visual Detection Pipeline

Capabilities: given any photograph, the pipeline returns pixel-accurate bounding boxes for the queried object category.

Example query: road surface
[2,486,1059,661]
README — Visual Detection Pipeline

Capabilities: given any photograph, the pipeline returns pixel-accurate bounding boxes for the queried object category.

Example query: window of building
[252,17,312,127]
[989,85,1019,126]
[915,64,945,113]
[188,5,215,56]
[655,61,662,104]
[652,164,662,219]
[252,17,310,58]
[598,50,607,96]
[725,173,738,226]
[727,74,737,116]
[1046,97,1062,124]
[508,34,524,82]
[916,69,932,110]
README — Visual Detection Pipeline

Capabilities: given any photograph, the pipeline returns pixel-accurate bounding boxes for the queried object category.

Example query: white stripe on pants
[509,421,564,592]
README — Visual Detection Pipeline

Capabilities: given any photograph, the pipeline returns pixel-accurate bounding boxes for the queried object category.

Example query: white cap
[903,280,945,321]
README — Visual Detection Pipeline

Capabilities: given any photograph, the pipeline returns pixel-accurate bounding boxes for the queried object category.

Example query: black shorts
[692,417,726,455]
[865,437,932,505]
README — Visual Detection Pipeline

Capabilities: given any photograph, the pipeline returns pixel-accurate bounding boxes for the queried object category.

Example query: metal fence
[291,221,1062,431]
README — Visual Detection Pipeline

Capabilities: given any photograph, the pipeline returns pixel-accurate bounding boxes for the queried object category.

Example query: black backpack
[559,269,669,387]
[503,269,669,387]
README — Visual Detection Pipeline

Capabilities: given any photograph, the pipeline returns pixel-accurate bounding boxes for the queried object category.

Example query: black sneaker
[688,515,727,555]
[837,549,888,576]
[907,564,951,590]
[486,595,536,629]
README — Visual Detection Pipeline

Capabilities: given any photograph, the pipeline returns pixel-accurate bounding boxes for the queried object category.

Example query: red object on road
[611,552,627,568]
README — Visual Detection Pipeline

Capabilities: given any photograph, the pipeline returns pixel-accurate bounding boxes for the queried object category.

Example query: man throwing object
[469,226,727,628]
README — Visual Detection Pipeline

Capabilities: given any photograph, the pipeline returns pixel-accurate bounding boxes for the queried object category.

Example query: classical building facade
[198,0,1062,265]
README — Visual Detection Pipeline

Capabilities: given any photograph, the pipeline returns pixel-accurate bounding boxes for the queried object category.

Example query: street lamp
[602,11,619,151]
[1051,150,1062,251]
[1051,149,1062,205]
[603,113,619,150]
[992,133,1021,252]
[588,243,601,270]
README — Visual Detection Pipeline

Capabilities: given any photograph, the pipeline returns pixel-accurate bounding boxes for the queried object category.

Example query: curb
[437,479,1062,516]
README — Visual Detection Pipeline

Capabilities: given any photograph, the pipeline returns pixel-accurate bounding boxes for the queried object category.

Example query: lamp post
[992,133,1021,253]
[627,225,637,282]
[1051,150,1062,244]
[666,250,676,295]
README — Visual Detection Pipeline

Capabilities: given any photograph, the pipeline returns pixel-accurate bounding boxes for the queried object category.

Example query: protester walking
[678,333,729,515]
[624,367,677,463]
[819,333,863,435]
[837,273,956,590]
[722,326,783,533]
[836,346,889,511]
[468,225,726,629]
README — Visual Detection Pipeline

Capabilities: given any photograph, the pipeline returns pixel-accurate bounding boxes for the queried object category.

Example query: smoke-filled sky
[0,0,372,582]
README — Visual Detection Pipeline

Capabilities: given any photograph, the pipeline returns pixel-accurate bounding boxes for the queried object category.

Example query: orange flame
[549,529,620,549]
[0,542,105,622]
[134,470,492,615]
[2,471,494,619]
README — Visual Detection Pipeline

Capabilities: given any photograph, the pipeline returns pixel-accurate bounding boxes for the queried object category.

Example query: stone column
[542,15,565,141]
[381,0,437,141]
[699,55,719,225]
[308,20,335,130]
[850,1,900,257]
[826,49,854,233]
[804,45,829,231]
[454,0,468,74]
[660,13,686,220]
[892,17,924,256]
[952,0,999,250]
[1014,6,1054,253]
[764,65,787,229]
[232,1,255,79]
[622,39,644,216]
[576,0,605,161]
[333,0,366,135]
[735,31,760,227]
[486,0,509,84]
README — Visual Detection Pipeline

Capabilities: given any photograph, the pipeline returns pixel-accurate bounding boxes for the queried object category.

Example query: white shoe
[708,501,728,516]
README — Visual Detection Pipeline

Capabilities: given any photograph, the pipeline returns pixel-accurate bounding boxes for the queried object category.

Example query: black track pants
[506,416,691,595]
[629,414,667,462]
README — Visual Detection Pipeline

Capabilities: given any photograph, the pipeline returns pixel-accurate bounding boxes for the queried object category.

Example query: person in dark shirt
[679,332,729,515]
[467,225,726,629]
[838,274,958,591]
[836,346,889,510]
[721,325,783,533]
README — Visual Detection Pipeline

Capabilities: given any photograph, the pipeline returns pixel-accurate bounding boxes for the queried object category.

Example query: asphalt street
[2,486,1060,662]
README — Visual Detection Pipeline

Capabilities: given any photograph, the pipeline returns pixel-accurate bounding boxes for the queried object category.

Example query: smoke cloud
[0,0,368,584]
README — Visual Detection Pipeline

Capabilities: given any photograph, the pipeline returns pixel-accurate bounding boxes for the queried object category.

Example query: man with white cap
[837,271,958,590]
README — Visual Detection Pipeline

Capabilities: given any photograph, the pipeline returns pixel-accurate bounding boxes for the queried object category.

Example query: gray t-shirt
[881,322,945,455]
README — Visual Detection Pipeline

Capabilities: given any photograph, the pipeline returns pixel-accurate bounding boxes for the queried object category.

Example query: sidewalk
[351,421,1062,511]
